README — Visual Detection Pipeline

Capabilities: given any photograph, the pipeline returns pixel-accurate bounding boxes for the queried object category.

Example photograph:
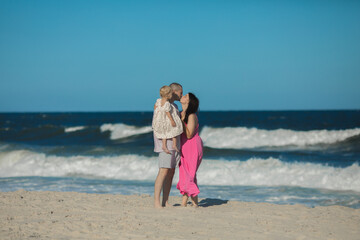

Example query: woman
[176,93,203,207]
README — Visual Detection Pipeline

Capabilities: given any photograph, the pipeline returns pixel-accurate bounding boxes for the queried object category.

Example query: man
[153,83,183,208]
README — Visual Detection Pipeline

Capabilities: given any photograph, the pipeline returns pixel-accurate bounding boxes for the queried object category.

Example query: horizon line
[1,108,359,114]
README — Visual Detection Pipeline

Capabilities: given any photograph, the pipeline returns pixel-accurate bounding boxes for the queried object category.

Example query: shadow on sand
[173,198,228,207]
[198,198,229,207]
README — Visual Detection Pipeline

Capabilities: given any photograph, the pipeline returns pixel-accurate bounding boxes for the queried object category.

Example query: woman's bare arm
[184,114,198,139]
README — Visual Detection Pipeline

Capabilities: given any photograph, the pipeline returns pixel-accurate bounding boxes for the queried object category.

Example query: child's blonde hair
[160,86,172,99]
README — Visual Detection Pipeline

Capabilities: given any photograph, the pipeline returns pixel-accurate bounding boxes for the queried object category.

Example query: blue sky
[1,0,359,112]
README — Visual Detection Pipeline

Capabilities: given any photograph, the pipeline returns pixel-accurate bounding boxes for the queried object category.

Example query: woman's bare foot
[181,194,189,207]
[191,196,199,208]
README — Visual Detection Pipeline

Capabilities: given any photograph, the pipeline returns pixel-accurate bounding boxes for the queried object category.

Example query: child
[152,86,183,154]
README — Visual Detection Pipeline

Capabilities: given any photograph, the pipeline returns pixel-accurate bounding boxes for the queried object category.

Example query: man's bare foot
[162,146,171,154]
[154,203,163,209]
[164,202,173,208]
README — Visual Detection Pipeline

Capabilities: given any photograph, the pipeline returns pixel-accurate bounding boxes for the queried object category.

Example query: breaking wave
[64,126,86,133]
[1,150,359,192]
[200,126,360,149]
[100,123,152,140]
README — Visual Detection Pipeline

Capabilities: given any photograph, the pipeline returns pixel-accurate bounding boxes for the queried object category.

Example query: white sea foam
[199,158,360,191]
[265,196,321,202]
[0,144,10,151]
[0,150,158,181]
[200,126,360,149]
[0,150,359,192]
[100,123,152,140]
[64,126,86,133]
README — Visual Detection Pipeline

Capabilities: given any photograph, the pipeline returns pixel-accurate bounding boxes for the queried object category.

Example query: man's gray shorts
[159,150,181,169]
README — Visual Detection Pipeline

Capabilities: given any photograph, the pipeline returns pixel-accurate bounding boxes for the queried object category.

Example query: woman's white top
[152,99,183,139]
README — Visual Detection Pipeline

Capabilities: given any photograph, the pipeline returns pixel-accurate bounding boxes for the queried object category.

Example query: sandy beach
[0,190,359,239]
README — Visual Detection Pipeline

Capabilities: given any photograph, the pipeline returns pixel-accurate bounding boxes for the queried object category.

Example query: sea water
[0,111,359,208]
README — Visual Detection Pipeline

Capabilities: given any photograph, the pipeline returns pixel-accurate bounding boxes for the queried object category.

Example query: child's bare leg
[162,139,170,154]
[172,137,180,152]
[181,194,189,207]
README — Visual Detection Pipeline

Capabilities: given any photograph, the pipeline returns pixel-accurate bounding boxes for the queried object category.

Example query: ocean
[0,110,360,208]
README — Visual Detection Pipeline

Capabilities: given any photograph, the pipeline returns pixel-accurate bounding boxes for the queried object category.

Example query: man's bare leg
[162,168,175,207]
[154,168,169,208]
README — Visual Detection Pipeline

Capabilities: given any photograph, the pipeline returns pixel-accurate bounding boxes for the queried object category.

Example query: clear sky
[1,0,359,112]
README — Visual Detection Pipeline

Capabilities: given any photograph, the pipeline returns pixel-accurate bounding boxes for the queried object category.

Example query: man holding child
[153,83,183,208]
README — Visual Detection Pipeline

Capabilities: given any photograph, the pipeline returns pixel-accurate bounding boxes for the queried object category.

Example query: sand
[1,190,359,240]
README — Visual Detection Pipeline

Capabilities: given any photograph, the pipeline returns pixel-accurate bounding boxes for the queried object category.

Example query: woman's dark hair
[184,92,199,124]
